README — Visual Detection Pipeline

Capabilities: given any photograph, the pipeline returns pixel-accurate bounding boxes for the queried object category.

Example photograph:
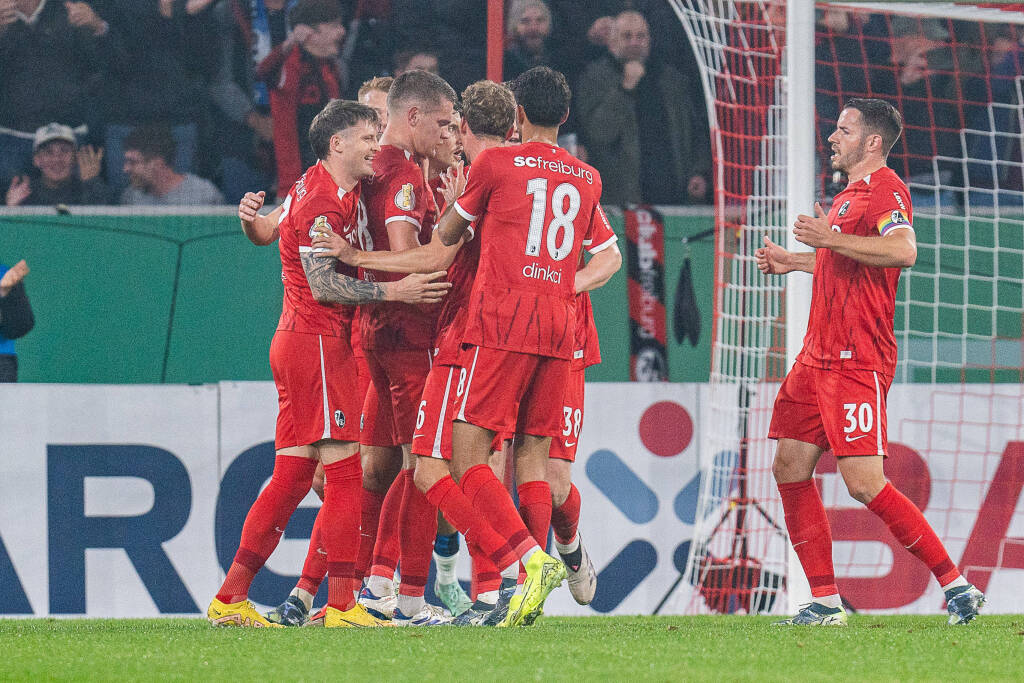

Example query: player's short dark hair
[358,76,394,99]
[308,99,379,160]
[509,66,570,127]
[844,98,903,155]
[289,0,343,27]
[387,69,456,113]
[123,124,176,165]
[461,80,516,138]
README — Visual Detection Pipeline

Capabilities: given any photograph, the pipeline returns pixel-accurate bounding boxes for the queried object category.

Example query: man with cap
[5,123,110,207]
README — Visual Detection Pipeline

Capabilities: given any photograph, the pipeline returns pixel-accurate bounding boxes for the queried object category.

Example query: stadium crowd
[0,0,712,208]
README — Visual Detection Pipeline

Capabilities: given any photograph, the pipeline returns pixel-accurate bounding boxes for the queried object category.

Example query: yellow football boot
[324,603,393,627]
[207,598,283,628]
[499,550,566,627]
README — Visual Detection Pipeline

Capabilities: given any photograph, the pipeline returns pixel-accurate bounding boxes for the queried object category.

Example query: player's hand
[77,145,103,182]
[5,175,31,206]
[0,259,29,297]
[755,235,795,275]
[285,23,315,50]
[622,60,645,90]
[311,227,358,264]
[238,190,265,225]
[439,160,466,206]
[387,271,451,304]
[793,202,835,249]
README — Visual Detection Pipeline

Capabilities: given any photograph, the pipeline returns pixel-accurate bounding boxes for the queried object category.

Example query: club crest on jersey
[893,191,907,211]
[891,210,906,224]
[837,200,850,217]
[334,410,345,428]
[309,215,331,239]
[394,183,415,211]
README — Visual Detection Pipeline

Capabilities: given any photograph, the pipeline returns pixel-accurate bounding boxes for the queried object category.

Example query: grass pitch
[2,615,1021,681]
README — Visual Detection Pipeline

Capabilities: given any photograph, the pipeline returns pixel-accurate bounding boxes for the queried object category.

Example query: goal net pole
[784,0,816,614]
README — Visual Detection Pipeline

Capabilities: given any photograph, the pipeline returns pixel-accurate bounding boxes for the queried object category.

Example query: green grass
[1,615,1021,681]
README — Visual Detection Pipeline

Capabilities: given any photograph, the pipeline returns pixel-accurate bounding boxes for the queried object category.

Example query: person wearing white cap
[4,123,110,207]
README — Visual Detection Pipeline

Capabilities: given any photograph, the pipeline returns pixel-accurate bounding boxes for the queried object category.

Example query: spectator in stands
[205,0,279,203]
[358,76,394,135]
[257,0,347,198]
[101,0,220,193]
[0,0,119,185]
[120,125,224,205]
[0,259,34,383]
[394,47,440,75]
[5,124,110,206]
[576,10,711,206]
[503,0,569,80]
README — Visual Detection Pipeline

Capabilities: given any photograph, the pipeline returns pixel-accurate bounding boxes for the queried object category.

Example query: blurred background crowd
[1,1,1021,210]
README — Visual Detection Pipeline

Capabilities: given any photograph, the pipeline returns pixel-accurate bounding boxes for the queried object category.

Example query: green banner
[1,211,715,384]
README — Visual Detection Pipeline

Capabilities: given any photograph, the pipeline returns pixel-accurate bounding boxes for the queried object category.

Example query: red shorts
[411,364,464,460]
[768,361,891,457]
[360,366,397,447]
[455,345,569,438]
[362,348,433,446]
[270,330,361,449]
[548,365,585,462]
[355,354,370,408]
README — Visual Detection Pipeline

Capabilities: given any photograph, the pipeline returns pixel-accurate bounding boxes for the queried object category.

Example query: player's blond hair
[461,81,516,139]
[358,76,394,99]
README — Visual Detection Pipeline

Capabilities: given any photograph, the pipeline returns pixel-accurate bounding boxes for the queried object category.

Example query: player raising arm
[207,100,447,631]
[758,98,985,627]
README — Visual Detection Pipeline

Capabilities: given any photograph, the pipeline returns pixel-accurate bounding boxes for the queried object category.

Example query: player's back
[277,162,362,337]
[454,141,603,359]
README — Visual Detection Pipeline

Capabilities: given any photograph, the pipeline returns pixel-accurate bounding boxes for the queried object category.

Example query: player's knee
[361,464,392,493]
[412,461,440,494]
[845,478,883,505]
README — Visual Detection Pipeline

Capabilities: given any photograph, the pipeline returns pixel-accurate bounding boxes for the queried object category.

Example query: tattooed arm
[300,252,450,305]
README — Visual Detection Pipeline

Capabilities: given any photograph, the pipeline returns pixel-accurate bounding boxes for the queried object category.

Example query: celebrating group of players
[206,65,622,628]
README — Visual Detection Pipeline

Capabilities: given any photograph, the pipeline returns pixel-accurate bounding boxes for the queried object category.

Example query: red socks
[396,472,438,597]
[297,509,326,596]
[778,479,838,598]
[469,539,501,600]
[323,455,363,611]
[868,482,959,585]
[425,475,518,571]
[517,480,552,549]
[368,469,410,582]
[217,455,317,603]
[551,483,581,545]
[354,487,385,582]
[460,464,536,559]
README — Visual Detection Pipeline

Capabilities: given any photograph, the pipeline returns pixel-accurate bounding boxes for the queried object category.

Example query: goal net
[668,0,1024,614]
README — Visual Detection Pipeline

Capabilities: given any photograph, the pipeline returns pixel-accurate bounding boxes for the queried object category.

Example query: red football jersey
[360,144,439,350]
[797,166,913,376]
[432,228,480,366]
[277,161,365,337]
[454,141,604,359]
[573,205,618,369]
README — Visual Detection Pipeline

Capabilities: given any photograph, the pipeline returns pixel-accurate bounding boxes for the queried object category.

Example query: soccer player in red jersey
[757,98,986,626]
[543,205,620,606]
[435,66,613,626]
[356,70,459,625]
[207,100,449,629]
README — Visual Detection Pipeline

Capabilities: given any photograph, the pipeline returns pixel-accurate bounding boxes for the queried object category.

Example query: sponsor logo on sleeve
[395,183,415,211]
[893,191,907,211]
